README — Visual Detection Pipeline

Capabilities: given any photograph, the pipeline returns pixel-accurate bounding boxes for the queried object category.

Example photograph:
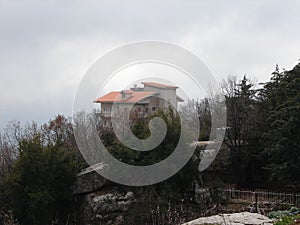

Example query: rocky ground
[182,212,274,225]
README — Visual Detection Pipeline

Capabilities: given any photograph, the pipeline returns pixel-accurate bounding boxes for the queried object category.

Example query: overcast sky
[0,0,299,129]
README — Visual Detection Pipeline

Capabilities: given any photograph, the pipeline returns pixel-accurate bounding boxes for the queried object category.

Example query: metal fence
[217,189,300,208]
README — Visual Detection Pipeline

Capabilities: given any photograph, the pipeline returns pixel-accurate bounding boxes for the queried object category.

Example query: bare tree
[0,133,15,176]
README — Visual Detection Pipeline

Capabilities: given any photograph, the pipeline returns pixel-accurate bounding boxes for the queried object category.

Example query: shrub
[3,136,78,225]
[274,215,300,225]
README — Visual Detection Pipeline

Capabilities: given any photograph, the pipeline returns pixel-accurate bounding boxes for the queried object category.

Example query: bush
[268,207,300,219]
[3,136,78,225]
[274,215,300,225]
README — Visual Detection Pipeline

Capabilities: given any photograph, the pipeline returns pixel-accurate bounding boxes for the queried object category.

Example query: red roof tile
[94,91,157,103]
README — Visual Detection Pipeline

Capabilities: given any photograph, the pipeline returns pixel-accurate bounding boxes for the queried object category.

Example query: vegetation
[261,64,300,186]
[200,63,300,190]
[103,107,200,193]
[4,137,78,224]
[268,207,300,219]
[274,215,300,225]
[0,116,80,225]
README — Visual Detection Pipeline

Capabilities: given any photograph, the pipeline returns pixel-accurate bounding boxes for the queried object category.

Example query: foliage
[221,75,257,185]
[268,207,300,219]
[104,107,200,193]
[122,186,202,225]
[0,210,19,225]
[214,64,300,189]
[0,116,79,225]
[259,64,300,187]
[106,107,181,165]
[195,98,212,141]
[150,203,187,225]
[274,215,300,225]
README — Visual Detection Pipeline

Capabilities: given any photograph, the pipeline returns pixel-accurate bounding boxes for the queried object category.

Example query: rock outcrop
[182,212,274,225]
[82,191,136,225]
[73,163,106,194]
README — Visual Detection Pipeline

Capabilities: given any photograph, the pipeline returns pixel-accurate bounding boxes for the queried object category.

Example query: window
[103,106,111,112]
[152,107,156,112]
[145,107,148,113]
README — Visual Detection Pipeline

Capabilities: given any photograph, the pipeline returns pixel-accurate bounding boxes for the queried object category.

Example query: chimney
[131,84,143,91]
[121,91,126,99]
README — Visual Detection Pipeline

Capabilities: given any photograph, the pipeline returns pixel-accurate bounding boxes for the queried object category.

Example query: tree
[3,134,78,224]
[103,106,200,193]
[221,75,256,185]
[196,98,212,141]
[106,107,182,166]
[0,133,15,177]
[260,63,300,188]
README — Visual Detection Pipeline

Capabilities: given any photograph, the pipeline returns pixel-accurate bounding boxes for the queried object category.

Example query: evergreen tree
[222,75,256,185]
[261,64,300,188]
[3,136,78,224]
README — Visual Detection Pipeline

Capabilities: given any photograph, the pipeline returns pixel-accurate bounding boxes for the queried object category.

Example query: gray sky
[1,0,300,129]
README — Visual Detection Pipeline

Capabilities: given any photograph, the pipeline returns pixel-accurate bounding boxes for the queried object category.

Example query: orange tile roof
[94,91,157,103]
[94,91,119,103]
[142,82,178,89]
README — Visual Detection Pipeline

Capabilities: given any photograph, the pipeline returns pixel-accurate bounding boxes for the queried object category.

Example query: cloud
[0,0,299,128]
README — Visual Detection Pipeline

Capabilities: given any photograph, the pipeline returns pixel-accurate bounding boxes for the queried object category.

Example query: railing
[216,189,300,208]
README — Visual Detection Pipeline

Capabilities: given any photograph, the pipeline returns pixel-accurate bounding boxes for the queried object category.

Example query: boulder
[73,163,106,194]
[82,191,136,225]
[182,212,274,225]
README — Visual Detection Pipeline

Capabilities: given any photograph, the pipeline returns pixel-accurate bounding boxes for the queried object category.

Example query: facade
[94,82,184,122]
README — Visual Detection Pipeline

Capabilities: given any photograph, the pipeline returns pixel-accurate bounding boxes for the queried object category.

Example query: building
[94,82,184,122]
